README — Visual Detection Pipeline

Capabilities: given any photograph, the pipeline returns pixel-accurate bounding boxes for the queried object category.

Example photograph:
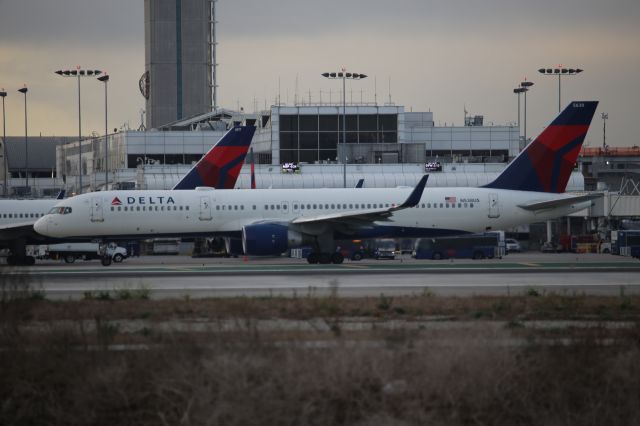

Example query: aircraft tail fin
[484,101,598,193]
[173,126,256,190]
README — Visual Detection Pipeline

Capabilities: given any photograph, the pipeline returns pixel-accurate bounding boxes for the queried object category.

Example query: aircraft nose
[34,216,49,236]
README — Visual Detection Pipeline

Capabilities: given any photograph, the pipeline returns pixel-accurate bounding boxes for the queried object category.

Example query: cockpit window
[48,206,72,215]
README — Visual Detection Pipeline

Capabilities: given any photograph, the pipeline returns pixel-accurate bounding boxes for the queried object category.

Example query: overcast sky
[1,0,639,147]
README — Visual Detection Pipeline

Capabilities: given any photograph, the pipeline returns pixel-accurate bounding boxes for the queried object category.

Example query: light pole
[601,112,608,150]
[520,80,534,144]
[513,87,527,140]
[538,66,583,112]
[18,86,28,192]
[97,74,109,188]
[0,89,7,196]
[321,69,367,188]
[55,67,103,194]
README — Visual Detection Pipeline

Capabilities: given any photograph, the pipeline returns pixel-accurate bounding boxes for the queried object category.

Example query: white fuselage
[35,187,590,241]
[0,199,59,227]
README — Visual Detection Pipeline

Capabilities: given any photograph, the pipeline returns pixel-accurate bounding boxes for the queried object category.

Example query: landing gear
[306,252,344,264]
[6,254,36,266]
[7,239,35,266]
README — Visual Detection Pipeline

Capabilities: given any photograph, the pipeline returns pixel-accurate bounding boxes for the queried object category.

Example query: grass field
[2,278,640,425]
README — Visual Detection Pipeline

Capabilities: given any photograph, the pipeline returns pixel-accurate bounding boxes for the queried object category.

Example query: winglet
[397,175,428,208]
[355,178,364,188]
[56,189,66,200]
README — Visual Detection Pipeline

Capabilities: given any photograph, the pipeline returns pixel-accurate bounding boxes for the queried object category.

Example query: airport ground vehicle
[505,238,522,253]
[413,233,505,260]
[374,239,396,260]
[38,243,128,263]
[612,230,640,257]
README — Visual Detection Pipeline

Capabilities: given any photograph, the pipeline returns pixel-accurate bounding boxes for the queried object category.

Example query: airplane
[0,125,255,265]
[35,101,599,265]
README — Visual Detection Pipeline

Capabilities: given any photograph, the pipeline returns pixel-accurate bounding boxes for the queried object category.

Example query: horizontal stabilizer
[517,193,602,211]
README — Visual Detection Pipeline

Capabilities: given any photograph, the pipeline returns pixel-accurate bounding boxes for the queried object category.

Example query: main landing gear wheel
[6,255,35,266]
[307,252,344,264]
[100,256,112,267]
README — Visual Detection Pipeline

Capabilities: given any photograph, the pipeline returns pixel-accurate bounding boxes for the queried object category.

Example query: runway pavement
[2,253,639,299]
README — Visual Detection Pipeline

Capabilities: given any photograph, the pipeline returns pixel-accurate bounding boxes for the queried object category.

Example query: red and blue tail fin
[173,126,256,190]
[484,101,598,193]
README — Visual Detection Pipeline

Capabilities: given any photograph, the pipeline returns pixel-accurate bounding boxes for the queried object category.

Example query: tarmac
[3,252,639,299]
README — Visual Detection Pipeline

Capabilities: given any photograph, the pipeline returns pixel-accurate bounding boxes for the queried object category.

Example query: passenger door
[199,196,212,221]
[488,193,500,218]
[90,196,104,222]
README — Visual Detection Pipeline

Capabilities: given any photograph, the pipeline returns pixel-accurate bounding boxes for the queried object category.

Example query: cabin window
[216,206,220,210]
[470,203,474,208]
[241,205,244,210]
[186,206,189,211]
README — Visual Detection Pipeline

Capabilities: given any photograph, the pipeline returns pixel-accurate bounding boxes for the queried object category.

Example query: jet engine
[241,223,312,256]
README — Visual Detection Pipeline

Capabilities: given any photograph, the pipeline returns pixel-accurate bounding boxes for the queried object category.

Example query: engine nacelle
[242,223,311,256]
[224,237,244,256]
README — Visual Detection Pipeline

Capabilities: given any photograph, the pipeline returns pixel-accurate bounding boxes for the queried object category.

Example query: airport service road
[3,253,640,298]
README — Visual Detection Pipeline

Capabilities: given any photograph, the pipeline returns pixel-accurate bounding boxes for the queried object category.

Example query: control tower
[142,0,218,129]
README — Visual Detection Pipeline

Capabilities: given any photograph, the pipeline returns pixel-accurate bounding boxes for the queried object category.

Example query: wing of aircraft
[0,222,43,241]
[517,193,602,212]
[291,175,428,226]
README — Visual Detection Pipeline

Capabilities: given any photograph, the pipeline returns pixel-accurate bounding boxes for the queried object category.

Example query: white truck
[37,243,128,264]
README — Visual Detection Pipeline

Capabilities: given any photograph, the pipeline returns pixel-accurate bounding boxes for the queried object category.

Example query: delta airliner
[35,101,599,265]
